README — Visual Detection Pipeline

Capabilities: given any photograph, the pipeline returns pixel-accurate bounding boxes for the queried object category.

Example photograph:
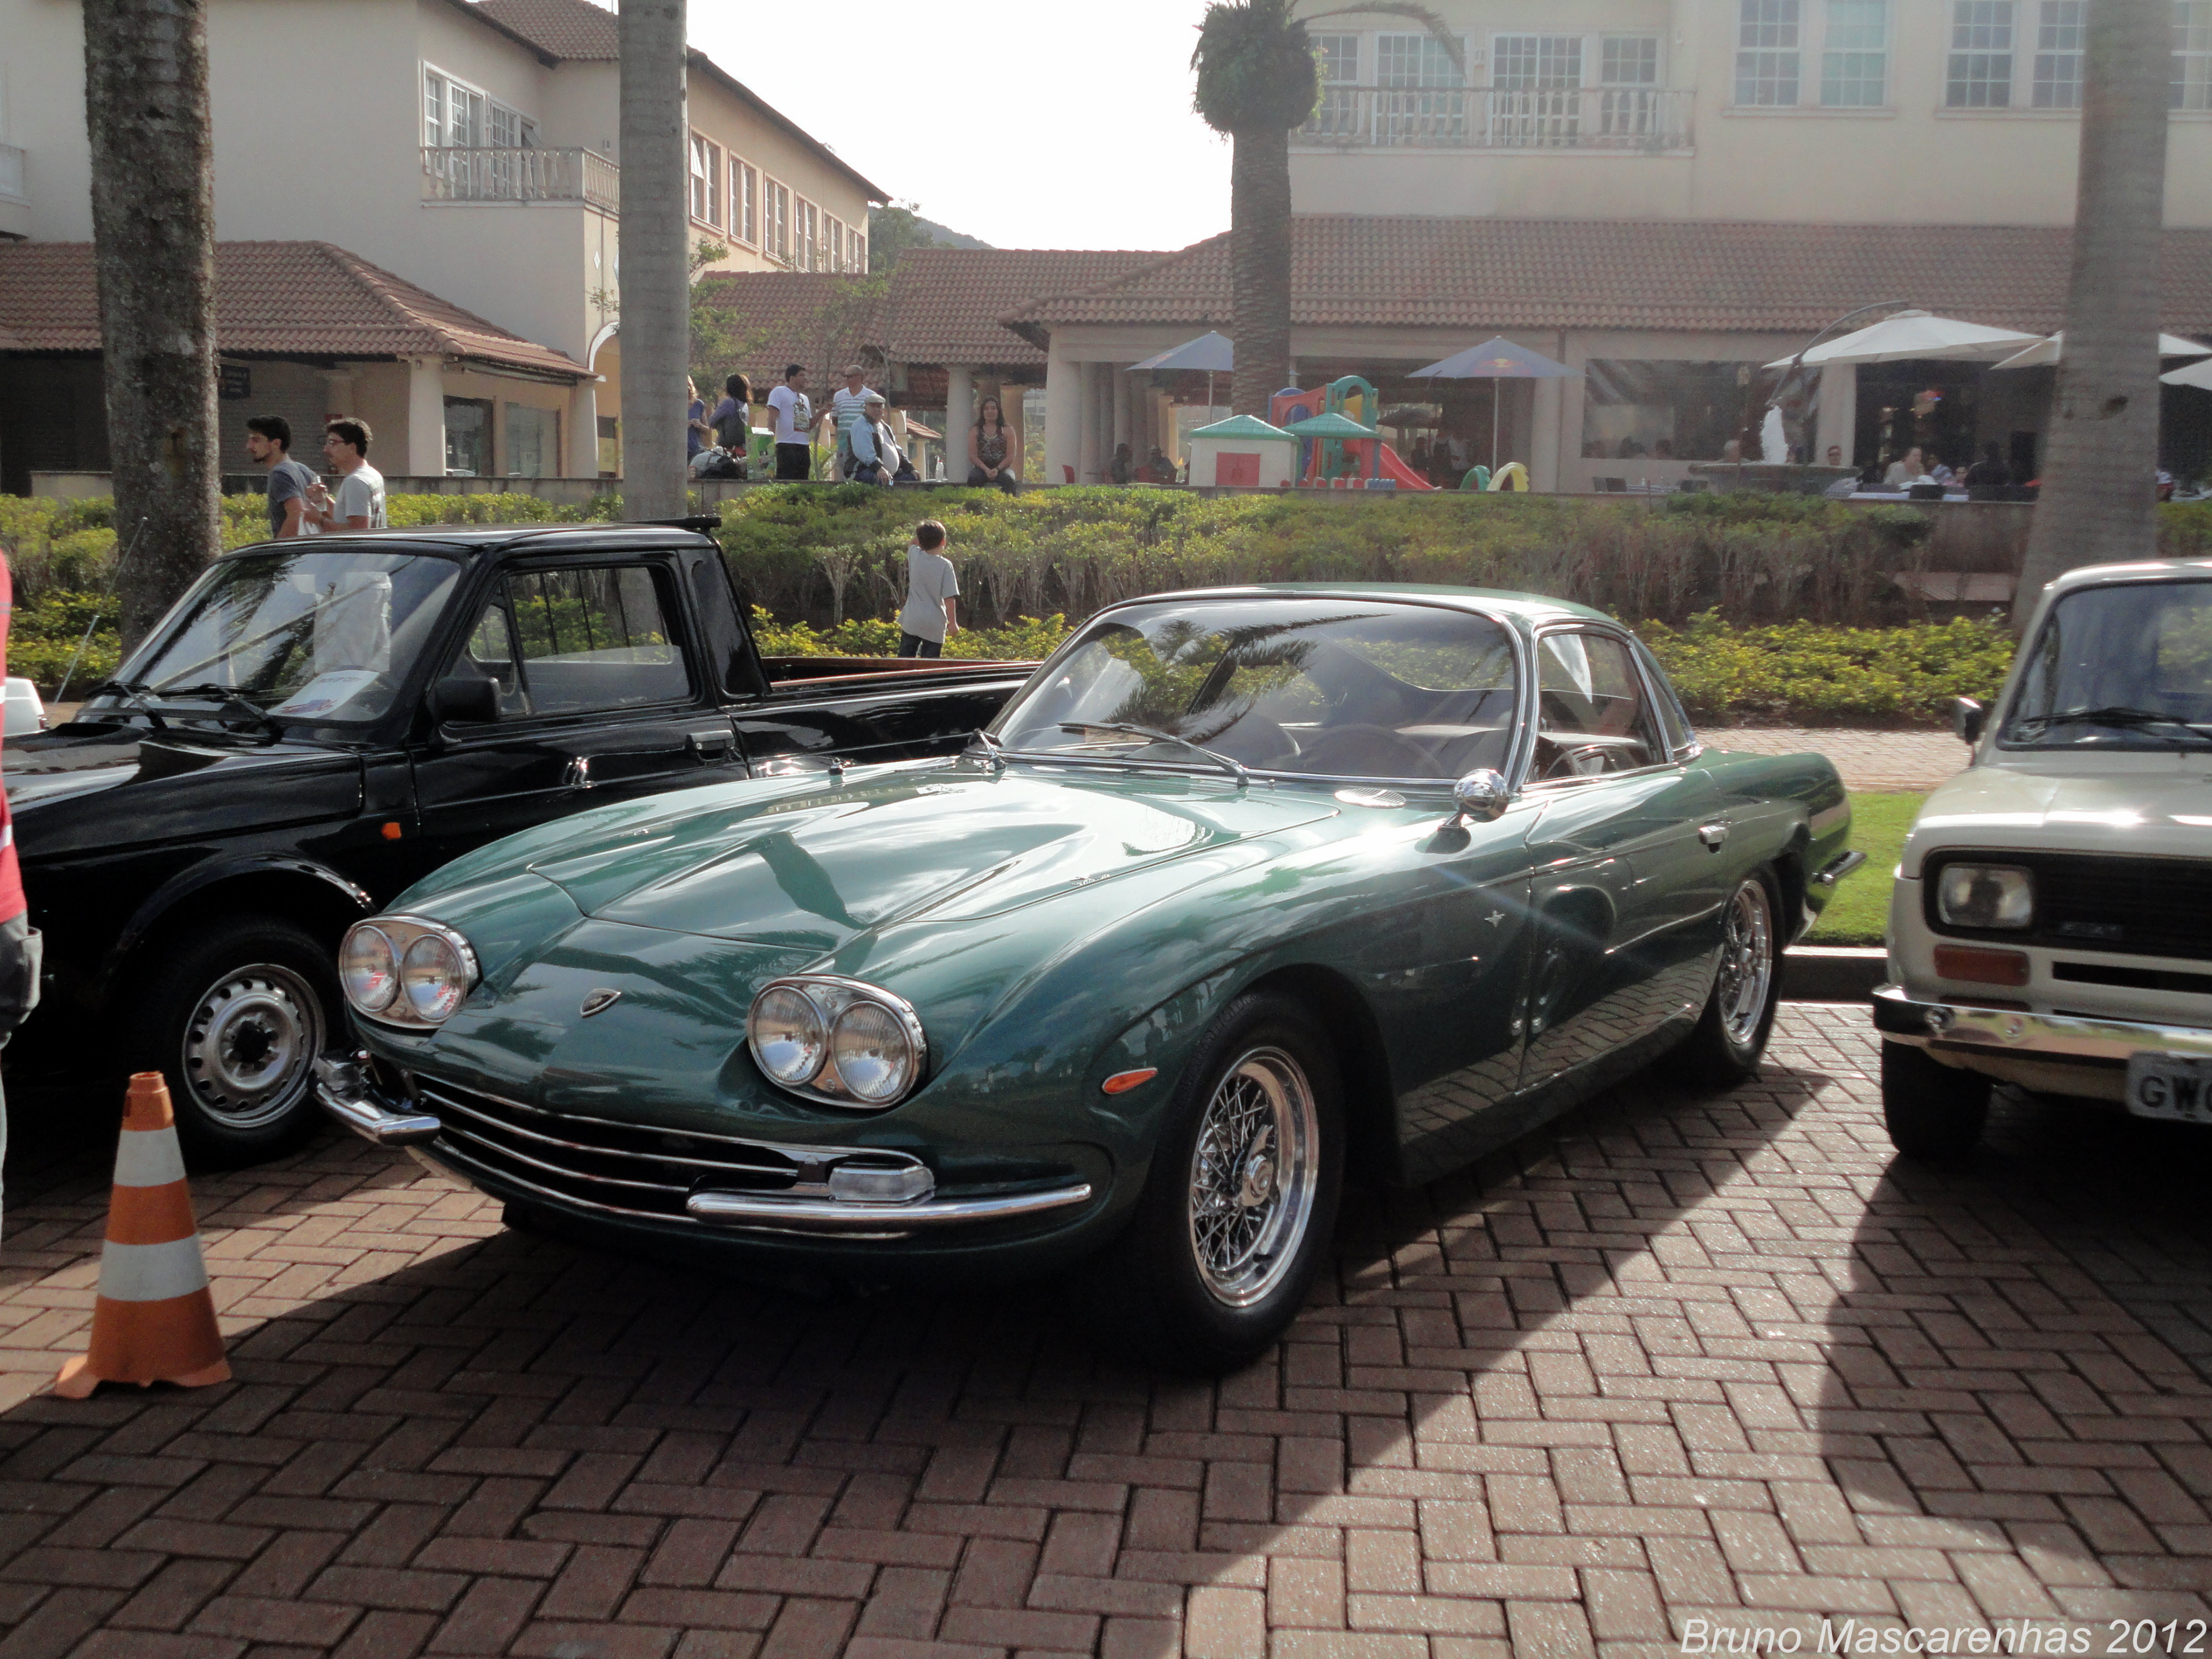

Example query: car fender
[97,853,377,999]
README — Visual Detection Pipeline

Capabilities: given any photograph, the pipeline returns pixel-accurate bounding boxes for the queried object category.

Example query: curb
[1781,946,1886,1004]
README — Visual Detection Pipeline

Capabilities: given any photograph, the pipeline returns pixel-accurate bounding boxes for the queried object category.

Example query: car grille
[1927,851,2212,963]
[413,1079,869,1224]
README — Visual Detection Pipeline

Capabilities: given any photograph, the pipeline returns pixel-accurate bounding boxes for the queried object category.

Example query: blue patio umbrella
[1408,337,1580,475]
[1129,331,1235,414]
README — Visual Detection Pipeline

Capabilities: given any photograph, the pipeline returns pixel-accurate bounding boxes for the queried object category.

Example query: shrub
[1642,612,2016,727]
[749,607,1068,662]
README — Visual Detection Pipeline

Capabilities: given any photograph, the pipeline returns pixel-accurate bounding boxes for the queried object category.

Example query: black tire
[123,914,340,1167]
[1881,1041,1992,1159]
[1660,865,1784,1088]
[1105,992,1344,1374]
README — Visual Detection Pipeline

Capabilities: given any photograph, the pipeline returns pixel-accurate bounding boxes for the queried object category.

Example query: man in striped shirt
[821,364,879,481]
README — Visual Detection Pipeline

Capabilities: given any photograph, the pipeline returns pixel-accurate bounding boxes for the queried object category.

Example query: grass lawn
[1801,791,1926,946]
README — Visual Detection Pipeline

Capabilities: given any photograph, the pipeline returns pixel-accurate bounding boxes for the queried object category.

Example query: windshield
[96,550,464,728]
[2001,580,2212,749]
[993,598,1519,781]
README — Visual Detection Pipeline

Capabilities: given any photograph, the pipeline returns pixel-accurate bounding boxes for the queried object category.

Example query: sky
[684,0,1233,253]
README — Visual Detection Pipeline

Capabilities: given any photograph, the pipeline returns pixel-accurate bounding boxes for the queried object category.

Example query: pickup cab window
[2001,578,2212,749]
[471,565,693,717]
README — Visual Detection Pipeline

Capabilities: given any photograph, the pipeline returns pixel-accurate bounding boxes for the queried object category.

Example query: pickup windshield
[91,550,464,729]
[993,598,1518,781]
[2001,579,2212,750]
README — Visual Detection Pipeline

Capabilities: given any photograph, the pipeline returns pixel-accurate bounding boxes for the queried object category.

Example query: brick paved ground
[1707,731,1967,792]
[1,1005,2209,1657]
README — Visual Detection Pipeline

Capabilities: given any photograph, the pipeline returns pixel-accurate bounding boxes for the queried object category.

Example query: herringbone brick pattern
[0,1005,2205,1656]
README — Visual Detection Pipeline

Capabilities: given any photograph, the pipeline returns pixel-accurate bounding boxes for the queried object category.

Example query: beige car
[1876,556,2212,1155]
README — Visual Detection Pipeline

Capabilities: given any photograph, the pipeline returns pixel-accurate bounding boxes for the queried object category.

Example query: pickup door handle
[1698,822,1730,849]
[686,726,737,761]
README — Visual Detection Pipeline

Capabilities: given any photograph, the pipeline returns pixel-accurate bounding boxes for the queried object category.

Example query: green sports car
[319,585,1854,1369]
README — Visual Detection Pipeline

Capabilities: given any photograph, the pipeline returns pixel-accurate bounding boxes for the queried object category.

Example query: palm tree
[2014,0,2172,623]
[1191,1,1457,415]
[82,0,223,651]
[618,0,691,521]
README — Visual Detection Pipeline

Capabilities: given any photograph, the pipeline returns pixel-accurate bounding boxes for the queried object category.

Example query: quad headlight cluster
[1936,863,2036,931]
[340,916,481,1027]
[746,975,927,1109]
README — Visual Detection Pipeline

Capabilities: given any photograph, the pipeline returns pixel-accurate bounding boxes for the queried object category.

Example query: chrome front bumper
[313,1054,1093,1239]
[1871,983,2212,1065]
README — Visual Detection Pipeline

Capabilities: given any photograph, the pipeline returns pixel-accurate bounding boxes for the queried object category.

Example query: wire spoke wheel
[1186,1045,1319,1308]
[180,962,324,1131]
[1716,878,1776,1050]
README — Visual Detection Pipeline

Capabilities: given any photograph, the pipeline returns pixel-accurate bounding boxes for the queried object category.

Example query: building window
[2177,1,2212,109]
[444,397,493,476]
[688,133,722,227]
[1312,32,1359,84]
[506,404,558,477]
[1735,1,1803,106]
[765,179,790,263]
[2030,0,2087,106]
[1600,35,1659,85]
[733,159,757,244]
[1582,361,1765,463]
[1820,0,1887,105]
[853,228,868,272]
[422,66,528,148]
[826,214,846,271]
[1376,32,1466,87]
[1947,1,2016,107]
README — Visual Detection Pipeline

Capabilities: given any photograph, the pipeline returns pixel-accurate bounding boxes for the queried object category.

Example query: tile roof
[0,241,589,380]
[1002,216,2212,340]
[692,272,889,390]
[884,248,1167,366]
[469,0,617,59]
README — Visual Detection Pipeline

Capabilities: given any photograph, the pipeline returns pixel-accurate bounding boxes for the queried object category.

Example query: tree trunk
[1228,126,1292,417]
[618,0,690,521]
[82,0,222,653]
[2014,0,2172,624]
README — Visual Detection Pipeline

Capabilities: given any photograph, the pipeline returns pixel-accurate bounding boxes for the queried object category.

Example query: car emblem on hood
[580,989,623,1018]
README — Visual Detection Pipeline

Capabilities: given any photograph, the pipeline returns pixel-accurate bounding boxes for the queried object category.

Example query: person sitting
[1652,439,1674,460]
[1618,435,1648,459]
[967,395,1019,493]
[1963,442,2011,489]
[1109,442,1135,484]
[843,393,900,487]
[1145,447,1178,484]
[1882,447,1926,488]
[1410,437,1433,475]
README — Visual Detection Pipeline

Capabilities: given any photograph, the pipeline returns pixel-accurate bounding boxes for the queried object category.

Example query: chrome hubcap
[1188,1046,1318,1308]
[1717,879,1775,1048]
[181,964,322,1129]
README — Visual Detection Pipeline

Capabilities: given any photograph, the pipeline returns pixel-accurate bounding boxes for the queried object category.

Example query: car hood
[514,763,1343,956]
[1902,758,2212,874]
[3,721,364,830]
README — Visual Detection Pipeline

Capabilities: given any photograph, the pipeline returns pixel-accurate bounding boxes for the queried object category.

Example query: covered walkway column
[943,364,973,483]
[1077,361,1101,485]
[1112,366,1130,464]
[1531,377,1563,493]
[1045,338,1079,486]
[405,357,445,477]
[567,381,598,479]
[1815,362,1858,467]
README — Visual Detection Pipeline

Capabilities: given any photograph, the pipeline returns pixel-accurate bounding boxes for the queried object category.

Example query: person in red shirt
[0,549,40,1202]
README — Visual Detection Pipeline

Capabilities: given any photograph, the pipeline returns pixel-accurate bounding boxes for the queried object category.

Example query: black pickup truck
[6,524,1030,1161]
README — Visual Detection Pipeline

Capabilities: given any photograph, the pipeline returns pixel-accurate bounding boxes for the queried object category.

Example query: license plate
[2126,1053,2212,1121]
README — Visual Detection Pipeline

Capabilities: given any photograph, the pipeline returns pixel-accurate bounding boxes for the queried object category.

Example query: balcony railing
[0,144,25,204]
[420,146,619,211]
[1301,86,1695,153]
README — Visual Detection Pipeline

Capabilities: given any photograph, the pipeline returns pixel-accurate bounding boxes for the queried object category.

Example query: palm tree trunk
[1228,126,1292,417]
[618,0,690,521]
[2015,0,2172,624]
[82,0,222,653]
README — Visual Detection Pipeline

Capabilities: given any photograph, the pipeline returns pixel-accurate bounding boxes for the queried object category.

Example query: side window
[1533,631,1665,778]
[1631,637,1695,753]
[457,587,533,718]
[505,565,692,716]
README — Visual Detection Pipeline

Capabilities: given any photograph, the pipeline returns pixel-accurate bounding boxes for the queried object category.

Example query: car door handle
[1698,822,1730,848]
[686,726,737,761]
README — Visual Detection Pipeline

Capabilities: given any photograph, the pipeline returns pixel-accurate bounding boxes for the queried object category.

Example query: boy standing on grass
[897,520,959,659]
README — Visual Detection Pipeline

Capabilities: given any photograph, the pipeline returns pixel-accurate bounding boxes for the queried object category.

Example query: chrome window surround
[1517,622,1696,794]
[746,974,931,1110]
[344,915,482,1030]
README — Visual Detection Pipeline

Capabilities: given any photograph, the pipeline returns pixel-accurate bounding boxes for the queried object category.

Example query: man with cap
[820,363,879,481]
[844,393,902,488]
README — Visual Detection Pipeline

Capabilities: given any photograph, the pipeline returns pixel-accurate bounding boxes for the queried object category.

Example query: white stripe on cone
[95,1237,212,1303]
[111,1129,187,1190]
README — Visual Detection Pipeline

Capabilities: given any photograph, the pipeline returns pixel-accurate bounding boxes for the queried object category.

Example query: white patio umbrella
[1992,331,2211,371]
[1129,331,1235,414]
[1761,310,2043,369]
[2162,356,2212,390]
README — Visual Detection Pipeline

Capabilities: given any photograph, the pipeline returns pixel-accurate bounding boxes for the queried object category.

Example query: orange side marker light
[381,821,404,840]
[1102,1068,1158,1096]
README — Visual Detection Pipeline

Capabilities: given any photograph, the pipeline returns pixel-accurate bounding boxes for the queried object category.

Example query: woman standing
[967,396,1019,493]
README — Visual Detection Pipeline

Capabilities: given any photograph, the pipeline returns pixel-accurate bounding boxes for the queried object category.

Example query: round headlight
[750,985,827,1085]
[832,999,916,1104]
[1937,863,2034,931]
[400,931,468,1022]
[340,925,398,1014]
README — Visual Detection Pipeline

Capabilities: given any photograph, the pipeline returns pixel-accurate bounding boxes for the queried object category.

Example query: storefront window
[1580,361,1762,461]
[444,397,493,476]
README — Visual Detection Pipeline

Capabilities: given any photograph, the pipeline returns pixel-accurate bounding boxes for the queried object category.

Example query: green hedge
[1641,613,2015,726]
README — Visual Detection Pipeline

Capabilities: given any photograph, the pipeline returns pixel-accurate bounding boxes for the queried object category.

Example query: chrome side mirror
[1451,768,1510,825]
[1953,697,1986,747]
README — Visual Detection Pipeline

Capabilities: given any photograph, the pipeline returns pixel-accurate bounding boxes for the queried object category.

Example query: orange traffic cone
[54,1073,231,1398]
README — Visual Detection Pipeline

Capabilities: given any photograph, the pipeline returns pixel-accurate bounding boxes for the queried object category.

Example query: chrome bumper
[1872,983,2212,1065]
[316,1053,1093,1239]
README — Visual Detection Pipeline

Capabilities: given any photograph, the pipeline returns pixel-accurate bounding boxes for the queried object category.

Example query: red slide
[1371,443,1438,491]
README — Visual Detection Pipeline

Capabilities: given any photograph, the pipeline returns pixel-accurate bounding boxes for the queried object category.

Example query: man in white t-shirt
[896,519,959,659]
[302,418,387,530]
[766,364,813,481]
[821,363,877,480]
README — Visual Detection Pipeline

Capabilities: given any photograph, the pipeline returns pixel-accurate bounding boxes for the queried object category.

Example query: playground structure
[1271,378,1437,490]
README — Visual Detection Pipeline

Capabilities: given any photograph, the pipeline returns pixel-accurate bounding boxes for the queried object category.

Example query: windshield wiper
[150,683,286,740]
[2011,705,2212,747]
[82,680,167,731]
[1058,721,1249,786]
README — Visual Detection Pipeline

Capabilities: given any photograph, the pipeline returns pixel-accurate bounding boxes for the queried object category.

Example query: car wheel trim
[1717,878,1775,1050]
[1187,1045,1319,1310]
[180,963,324,1130]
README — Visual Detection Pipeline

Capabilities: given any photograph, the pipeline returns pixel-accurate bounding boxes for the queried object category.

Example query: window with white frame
[1312,33,1360,84]
[2177,1,2212,109]
[732,159,758,245]
[688,133,723,227]
[1494,35,1582,90]
[1601,36,1659,86]
[2031,1,2086,106]
[826,214,846,271]
[765,179,790,263]
[1376,33,1467,87]
[796,198,819,270]
[1947,1,2016,107]
[853,228,868,272]
[1820,0,1887,106]
[1735,0,1802,105]
[422,66,531,149]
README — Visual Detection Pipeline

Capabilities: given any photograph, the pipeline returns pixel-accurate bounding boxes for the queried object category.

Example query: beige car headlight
[746,976,926,1109]
[341,916,479,1027]
[1936,863,2035,931]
